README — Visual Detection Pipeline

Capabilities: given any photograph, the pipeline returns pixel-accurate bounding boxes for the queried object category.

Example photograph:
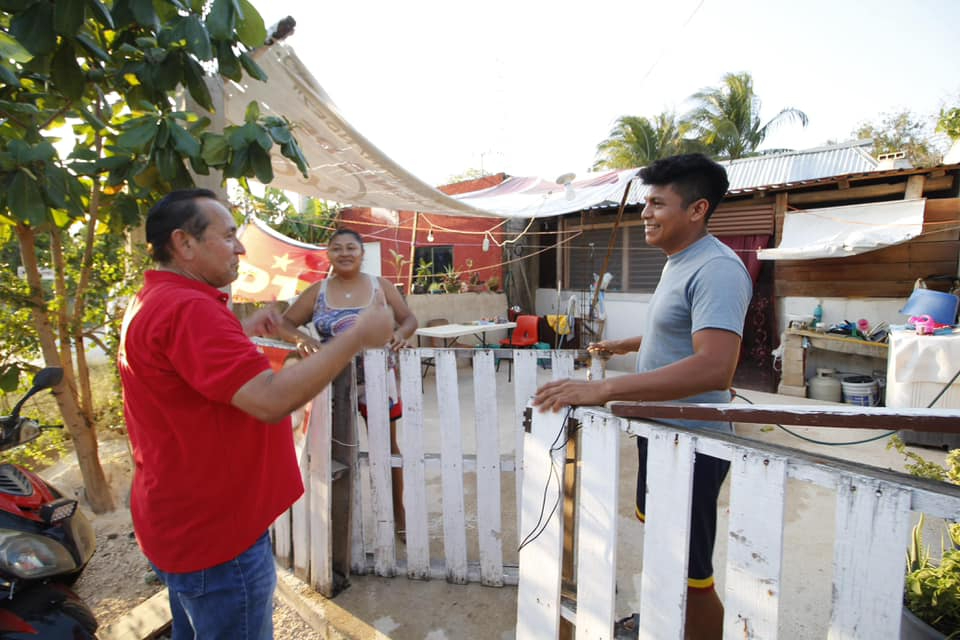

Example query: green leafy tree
[686,71,808,160]
[445,167,486,185]
[936,106,960,142]
[0,0,309,512]
[235,186,339,246]
[853,110,942,167]
[593,111,698,170]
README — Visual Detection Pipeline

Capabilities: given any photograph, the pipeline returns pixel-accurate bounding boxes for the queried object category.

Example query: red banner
[233,217,329,302]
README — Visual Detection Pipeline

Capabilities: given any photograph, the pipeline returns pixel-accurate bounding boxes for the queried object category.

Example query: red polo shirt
[118,271,303,573]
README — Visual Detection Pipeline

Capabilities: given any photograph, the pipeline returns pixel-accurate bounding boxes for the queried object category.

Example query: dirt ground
[42,436,320,638]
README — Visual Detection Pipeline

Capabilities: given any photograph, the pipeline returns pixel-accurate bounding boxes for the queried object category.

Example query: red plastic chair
[500,315,539,348]
[498,315,539,380]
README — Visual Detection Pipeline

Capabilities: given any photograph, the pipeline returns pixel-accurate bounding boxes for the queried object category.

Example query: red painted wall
[339,173,508,292]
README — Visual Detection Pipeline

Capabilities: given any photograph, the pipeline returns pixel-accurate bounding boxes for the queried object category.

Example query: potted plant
[890,438,960,638]
[440,264,461,294]
[486,275,500,293]
[463,260,483,292]
[413,258,433,295]
[902,515,960,639]
[388,249,409,293]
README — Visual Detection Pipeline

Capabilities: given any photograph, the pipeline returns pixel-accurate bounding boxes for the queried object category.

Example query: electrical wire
[733,363,960,447]
[517,407,578,553]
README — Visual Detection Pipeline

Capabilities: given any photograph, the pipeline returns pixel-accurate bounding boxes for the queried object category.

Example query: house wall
[773,197,960,298]
[339,174,509,294]
[407,292,510,346]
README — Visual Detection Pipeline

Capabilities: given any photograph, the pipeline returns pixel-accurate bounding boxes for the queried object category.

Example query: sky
[253,0,960,187]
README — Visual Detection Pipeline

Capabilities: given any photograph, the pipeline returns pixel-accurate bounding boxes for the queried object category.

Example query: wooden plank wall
[774,195,960,298]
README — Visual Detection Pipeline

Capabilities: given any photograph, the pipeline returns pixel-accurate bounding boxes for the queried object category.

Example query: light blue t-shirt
[636,235,753,432]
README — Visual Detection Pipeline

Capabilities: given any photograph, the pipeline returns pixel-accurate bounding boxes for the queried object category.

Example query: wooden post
[408,212,419,293]
[559,430,578,640]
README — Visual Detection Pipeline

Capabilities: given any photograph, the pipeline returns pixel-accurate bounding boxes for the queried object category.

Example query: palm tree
[593,111,697,170]
[685,72,808,160]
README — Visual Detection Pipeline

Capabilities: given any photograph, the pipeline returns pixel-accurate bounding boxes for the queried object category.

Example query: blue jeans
[150,532,276,640]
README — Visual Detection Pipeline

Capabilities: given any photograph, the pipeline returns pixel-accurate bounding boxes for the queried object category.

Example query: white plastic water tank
[886,328,960,448]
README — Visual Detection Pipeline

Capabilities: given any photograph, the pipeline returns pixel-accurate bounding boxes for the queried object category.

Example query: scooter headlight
[0,529,77,579]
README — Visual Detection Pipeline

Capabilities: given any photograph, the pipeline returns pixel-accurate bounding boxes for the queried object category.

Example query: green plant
[891,436,960,636]
[486,275,500,293]
[440,265,461,293]
[937,107,960,142]
[905,515,960,638]
[414,259,434,293]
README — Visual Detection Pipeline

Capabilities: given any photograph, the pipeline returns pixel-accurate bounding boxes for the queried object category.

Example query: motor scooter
[0,367,97,638]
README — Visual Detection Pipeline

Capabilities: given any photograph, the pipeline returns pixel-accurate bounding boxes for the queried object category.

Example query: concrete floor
[284,365,949,639]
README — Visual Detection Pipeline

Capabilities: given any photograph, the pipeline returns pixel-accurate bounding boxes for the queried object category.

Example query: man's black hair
[639,153,729,221]
[329,227,365,246]
[146,189,219,263]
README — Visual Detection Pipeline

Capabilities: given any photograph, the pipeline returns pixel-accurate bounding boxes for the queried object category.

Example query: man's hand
[532,378,609,413]
[587,339,629,356]
[352,290,394,348]
[241,306,283,337]
[295,336,323,357]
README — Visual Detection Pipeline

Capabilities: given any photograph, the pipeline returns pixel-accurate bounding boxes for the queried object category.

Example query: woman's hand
[388,331,410,352]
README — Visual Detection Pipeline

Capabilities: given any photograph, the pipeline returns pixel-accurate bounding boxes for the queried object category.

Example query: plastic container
[900,288,959,326]
[808,368,842,402]
[813,301,823,326]
[841,375,879,407]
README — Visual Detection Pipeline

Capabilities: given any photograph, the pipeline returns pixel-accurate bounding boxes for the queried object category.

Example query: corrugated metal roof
[618,140,879,207]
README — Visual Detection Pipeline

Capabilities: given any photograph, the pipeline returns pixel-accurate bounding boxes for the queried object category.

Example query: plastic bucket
[841,375,879,406]
[900,288,959,325]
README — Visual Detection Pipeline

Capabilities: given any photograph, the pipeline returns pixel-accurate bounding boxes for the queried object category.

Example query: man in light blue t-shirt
[534,153,752,640]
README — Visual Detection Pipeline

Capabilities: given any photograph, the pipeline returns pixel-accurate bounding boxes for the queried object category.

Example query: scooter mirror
[32,368,64,391]
[9,367,64,422]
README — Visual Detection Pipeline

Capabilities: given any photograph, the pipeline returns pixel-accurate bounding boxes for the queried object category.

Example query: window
[565,223,666,293]
[413,245,453,282]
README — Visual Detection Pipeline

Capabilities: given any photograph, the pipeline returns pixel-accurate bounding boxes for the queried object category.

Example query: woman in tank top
[274,228,418,533]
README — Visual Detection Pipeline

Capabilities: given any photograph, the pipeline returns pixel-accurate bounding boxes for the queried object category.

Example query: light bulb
[482,235,490,252]
[427,230,435,242]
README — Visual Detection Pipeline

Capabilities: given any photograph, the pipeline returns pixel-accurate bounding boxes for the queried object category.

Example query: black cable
[735,390,897,446]
[517,407,577,553]
[734,364,960,447]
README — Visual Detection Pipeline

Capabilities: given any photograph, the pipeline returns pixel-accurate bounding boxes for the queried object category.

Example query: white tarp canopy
[454,169,639,218]
[223,43,494,217]
[757,198,926,260]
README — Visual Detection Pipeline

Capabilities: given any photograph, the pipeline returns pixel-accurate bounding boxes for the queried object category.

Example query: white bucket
[841,375,879,406]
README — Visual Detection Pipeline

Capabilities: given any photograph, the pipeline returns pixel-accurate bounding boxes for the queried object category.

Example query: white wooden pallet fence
[270,347,960,638]
[517,407,960,640]
[272,347,577,592]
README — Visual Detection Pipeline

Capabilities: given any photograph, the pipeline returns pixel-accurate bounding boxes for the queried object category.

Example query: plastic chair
[497,315,539,381]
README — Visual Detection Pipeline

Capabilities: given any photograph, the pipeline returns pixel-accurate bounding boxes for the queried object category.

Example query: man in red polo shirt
[119,189,393,639]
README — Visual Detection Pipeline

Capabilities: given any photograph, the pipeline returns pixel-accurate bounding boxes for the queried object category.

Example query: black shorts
[635,436,729,589]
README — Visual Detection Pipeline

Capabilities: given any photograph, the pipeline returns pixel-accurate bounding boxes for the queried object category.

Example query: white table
[415,321,516,348]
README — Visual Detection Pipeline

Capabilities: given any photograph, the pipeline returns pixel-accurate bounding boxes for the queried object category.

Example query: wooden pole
[407,212,420,293]
[587,176,636,337]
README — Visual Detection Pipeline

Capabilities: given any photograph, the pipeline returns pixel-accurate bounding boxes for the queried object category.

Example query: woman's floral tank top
[311,273,379,342]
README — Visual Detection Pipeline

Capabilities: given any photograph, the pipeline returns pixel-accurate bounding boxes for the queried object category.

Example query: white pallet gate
[517,406,960,640]
[272,348,575,590]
